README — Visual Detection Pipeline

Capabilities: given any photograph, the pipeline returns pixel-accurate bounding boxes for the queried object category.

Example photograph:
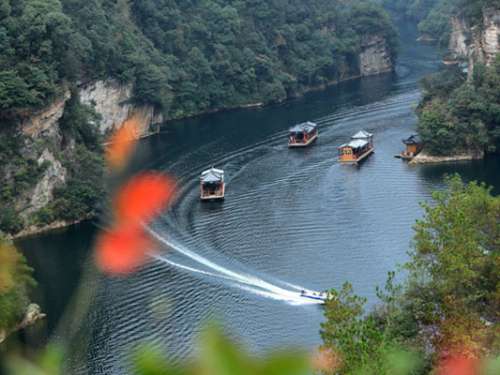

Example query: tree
[0,239,36,331]
[321,176,500,373]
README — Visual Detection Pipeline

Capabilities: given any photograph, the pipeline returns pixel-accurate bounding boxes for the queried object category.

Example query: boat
[288,122,318,148]
[200,168,225,201]
[338,130,374,164]
[300,290,328,303]
[399,134,423,161]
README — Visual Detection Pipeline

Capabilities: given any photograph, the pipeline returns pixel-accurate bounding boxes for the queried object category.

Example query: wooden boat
[200,168,225,201]
[288,122,318,148]
[338,130,374,164]
[399,134,423,161]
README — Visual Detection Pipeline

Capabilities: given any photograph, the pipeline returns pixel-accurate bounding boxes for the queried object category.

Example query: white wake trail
[146,226,322,305]
[152,254,235,282]
[153,254,319,305]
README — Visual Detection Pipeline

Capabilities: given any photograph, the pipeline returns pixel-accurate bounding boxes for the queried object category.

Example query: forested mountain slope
[1,0,397,121]
[383,0,500,45]
[0,0,398,236]
[414,1,500,158]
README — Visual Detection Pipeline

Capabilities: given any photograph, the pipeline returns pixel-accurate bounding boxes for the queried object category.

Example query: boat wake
[146,226,323,305]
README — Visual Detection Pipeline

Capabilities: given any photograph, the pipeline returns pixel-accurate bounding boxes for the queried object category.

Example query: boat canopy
[289,121,317,134]
[351,130,372,139]
[339,139,369,150]
[402,134,422,145]
[201,168,224,183]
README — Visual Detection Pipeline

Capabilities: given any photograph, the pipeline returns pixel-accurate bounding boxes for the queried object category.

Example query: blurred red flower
[106,118,141,170]
[114,173,176,226]
[437,355,479,375]
[96,225,155,275]
[96,173,176,275]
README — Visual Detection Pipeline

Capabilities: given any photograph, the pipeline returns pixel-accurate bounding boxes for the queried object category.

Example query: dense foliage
[131,0,397,118]
[321,176,500,374]
[417,57,500,155]
[0,239,35,332]
[0,98,105,234]
[382,0,500,45]
[0,0,397,121]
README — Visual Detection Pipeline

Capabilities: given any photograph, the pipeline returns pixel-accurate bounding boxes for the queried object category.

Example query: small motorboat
[300,289,328,303]
[200,168,225,201]
[288,122,318,147]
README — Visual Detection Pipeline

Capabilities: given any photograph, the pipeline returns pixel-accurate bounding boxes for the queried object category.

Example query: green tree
[0,239,36,332]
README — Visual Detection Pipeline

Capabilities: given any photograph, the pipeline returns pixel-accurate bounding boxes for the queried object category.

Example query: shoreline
[0,304,46,344]
[159,72,386,125]
[10,217,92,240]
[10,70,394,240]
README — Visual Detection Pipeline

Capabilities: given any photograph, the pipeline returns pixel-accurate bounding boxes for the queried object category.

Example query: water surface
[19,24,500,374]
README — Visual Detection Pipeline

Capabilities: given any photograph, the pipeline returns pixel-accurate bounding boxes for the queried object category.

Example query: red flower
[96,225,155,275]
[437,355,479,375]
[106,118,141,170]
[114,173,176,226]
[96,173,176,275]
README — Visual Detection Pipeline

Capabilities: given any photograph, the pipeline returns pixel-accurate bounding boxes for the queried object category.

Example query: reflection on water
[16,23,500,374]
[417,156,500,195]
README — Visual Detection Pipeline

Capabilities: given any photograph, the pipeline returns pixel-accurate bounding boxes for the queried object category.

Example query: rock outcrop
[5,79,164,237]
[79,80,163,135]
[449,8,500,78]
[359,35,394,76]
[27,149,67,214]
[21,90,71,138]
[0,304,46,344]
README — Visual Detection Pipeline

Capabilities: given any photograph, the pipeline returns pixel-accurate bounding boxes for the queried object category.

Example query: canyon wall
[449,8,500,78]
[359,35,394,76]
[3,32,395,237]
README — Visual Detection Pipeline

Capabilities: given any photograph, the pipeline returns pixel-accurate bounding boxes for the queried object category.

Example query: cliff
[449,8,500,78]
[1,81,162,238]
[79,81,163,136]
[359,35,394,76]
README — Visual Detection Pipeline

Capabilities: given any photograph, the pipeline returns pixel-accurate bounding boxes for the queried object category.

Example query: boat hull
[288,134,318,148]
[200,185,225,201]
[339,147,374,165]
[200,194,225,201]
[300,290,327,303]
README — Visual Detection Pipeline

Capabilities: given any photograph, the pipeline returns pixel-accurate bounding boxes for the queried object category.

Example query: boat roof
[339,139,369,149]
[289,121,317,133]
[201,168,224,183]
[351,130,373,139]
[403,134,422,145]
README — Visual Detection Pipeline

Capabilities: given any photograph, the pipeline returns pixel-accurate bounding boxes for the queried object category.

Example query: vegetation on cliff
[0,239,36,333]
[383,0,500,44]
[0,0,397,121]
[0,0,399,235]
[321,176,500,374]
[416,56,500,156]
[0,97,105,234]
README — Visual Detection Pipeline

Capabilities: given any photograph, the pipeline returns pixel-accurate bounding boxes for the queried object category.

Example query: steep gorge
[0,0,398,237]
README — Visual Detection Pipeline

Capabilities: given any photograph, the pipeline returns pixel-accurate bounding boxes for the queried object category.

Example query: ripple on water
[73,30,473,373]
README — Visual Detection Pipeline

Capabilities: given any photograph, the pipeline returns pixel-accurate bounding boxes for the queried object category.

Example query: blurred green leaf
[483,356,500,375]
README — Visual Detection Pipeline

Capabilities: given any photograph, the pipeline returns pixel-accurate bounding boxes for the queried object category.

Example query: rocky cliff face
[449,8,500,78]
[2,80,162,237]
[79,81,163,135]
[359,35,394,76]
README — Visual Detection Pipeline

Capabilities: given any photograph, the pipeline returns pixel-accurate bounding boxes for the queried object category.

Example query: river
[18,24,500,374]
